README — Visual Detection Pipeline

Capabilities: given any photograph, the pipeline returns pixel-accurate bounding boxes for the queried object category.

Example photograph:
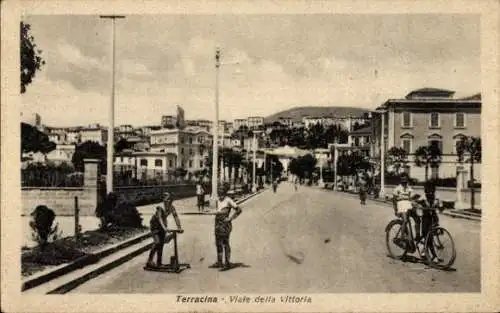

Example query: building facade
[247,116,264,129]
[80,125,108,145]
[114,151,178,180]
[371,88,481,182]
[149,126,213,172]
[348,126,371,158]
[234,118,248,130]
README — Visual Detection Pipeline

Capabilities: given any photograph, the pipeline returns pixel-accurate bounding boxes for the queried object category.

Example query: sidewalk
[317,186,481,222]
[22,189,266,294]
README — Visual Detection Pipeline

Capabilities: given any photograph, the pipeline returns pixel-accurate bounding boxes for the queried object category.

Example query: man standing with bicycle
[392,174,419,240]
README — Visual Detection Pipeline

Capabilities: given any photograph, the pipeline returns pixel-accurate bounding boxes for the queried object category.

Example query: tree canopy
[71,141,107,174]
[21,122,56,156]
[21,22,45,94]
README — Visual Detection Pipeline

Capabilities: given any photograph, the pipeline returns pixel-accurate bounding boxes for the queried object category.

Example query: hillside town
[16,13,485,299]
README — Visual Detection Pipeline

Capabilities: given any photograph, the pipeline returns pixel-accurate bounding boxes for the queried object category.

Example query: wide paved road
[72,183,480,293]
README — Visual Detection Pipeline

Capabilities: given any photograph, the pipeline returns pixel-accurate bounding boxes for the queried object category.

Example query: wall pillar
[455,165,466,210]
[83,158,100,215]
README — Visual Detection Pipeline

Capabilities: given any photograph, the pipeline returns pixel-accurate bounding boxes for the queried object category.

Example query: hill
[265,106,371,123]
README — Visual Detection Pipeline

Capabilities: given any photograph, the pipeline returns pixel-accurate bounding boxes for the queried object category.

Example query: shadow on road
[219,262,251,272]
[387,254,458,272]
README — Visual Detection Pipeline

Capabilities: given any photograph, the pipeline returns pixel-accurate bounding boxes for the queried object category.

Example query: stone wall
[22,187,97,216]
[21,159,100,216]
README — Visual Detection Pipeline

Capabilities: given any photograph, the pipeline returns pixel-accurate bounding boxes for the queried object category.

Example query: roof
[350,126,372,135]
[405,88,455,99]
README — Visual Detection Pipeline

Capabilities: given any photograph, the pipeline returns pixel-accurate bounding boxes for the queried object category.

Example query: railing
[21,168,83,187]
[112,168,199,187]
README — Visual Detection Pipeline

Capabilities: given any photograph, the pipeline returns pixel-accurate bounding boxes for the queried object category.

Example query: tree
[21,22,46,94]
[21,122,56,157]
[114,138,133,153]
[457,136,481,210]
[386,146,408,174]
[264,154,284,181]
[414,142,442,181]
[71,141,107,174]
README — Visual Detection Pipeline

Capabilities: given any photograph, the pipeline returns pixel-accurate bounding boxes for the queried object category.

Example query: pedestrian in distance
[196,179,205,212]
[272,179,278,193]
[358,171,368,205]
[209,182,242,270]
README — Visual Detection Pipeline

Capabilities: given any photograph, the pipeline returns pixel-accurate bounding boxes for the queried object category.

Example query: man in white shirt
[392,174,414,239]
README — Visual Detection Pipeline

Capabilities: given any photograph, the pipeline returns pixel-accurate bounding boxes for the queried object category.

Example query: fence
[21,166,83,187]
[113,168,200,187]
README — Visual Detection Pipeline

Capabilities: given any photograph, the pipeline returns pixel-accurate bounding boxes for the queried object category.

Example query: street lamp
[100,15,125,194]
[251,130,263,192]
[211,47,241,206]
[376,108,387,198]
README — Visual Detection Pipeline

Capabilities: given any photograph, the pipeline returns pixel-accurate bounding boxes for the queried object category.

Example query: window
[155,159,162,167]
[189,148,193,156]
[402,112,412,128]
[455,112,466,128]
[180,136,184,144]
[189,160,193,168]
[140,159,148,167]
[429,140,443,153]
[120,156,124,162]
[354,137,360,147]
[199,160,203,168]
[429,112,440,128]
[169,159,173,168]
[189,137,193,144]
[181,148,184,155]
[402,139,412,154]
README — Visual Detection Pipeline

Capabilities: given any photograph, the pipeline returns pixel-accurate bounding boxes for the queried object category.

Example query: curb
[28,188,267,294]
[322,188,481,222]
[22,231,151,292]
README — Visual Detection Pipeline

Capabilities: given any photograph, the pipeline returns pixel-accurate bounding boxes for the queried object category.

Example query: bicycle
[385,197,456,270]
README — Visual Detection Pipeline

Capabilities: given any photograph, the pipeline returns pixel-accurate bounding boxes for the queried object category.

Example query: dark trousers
[215,234,231,264]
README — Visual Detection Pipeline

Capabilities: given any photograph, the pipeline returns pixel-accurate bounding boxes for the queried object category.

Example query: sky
[20,14,480,127]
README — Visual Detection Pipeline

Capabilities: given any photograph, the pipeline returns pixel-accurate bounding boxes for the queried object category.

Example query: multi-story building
[247,116,264,129]
[45,144,76,165]
[277,117,293,127]
[149,126,212,172]
[302,115,369,131]
[161,115,177,128]
[348,126,371,158]
[371,88,481,182]
[233,118,248,130]
[114,151,178,180]
[80,125,108,145]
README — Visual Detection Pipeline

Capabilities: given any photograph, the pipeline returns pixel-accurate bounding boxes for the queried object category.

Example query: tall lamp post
[211,47,241,205]
[252,130,263,192]
[100,15,125,194]
[377,108,387,198]
[211,47,221,206]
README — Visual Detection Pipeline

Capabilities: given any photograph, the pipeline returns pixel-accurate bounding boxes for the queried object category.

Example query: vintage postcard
[1,0,499,312]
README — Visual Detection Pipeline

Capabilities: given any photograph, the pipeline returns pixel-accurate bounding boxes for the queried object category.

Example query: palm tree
[414,142,442,181]
[386,146,408,175]
[457,136,481,210]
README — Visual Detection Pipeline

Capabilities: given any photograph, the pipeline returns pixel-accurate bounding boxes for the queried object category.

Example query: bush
[29,205,62,247]
[95,192,118,229]
[110,202,143,228]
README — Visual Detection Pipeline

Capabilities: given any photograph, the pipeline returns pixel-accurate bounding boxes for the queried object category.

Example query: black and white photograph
[2,1,499,312]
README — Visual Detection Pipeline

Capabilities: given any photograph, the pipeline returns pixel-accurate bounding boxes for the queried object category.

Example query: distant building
[161,115,176,128]
[348,126,371,158]
[247,116,264,129]
[234,118,248,130]
[45,144,76,166]
[277,117,293,127]
[80,125,108,145]
[149,126,213,172]
[114,151,178,180]
[371,88,481,182]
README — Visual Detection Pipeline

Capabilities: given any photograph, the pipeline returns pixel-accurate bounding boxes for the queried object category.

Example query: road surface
[72,183,480,293]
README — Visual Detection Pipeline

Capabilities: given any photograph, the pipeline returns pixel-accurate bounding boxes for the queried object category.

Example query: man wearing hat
[209,182,242,270]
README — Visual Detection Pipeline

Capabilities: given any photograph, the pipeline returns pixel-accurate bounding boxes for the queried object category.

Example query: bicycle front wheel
[385,219,408,260]
[425,226,456,270]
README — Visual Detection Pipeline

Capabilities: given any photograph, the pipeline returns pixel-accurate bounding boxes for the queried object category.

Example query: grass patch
[22,226,147,278]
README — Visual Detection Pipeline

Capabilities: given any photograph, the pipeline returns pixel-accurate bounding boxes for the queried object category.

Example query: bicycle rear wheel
[424,226,456,270]
[385,219,408,259]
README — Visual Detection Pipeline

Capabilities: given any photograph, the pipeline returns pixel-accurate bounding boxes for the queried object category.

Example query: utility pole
[100,15,125,194]
[211,47,220,206]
